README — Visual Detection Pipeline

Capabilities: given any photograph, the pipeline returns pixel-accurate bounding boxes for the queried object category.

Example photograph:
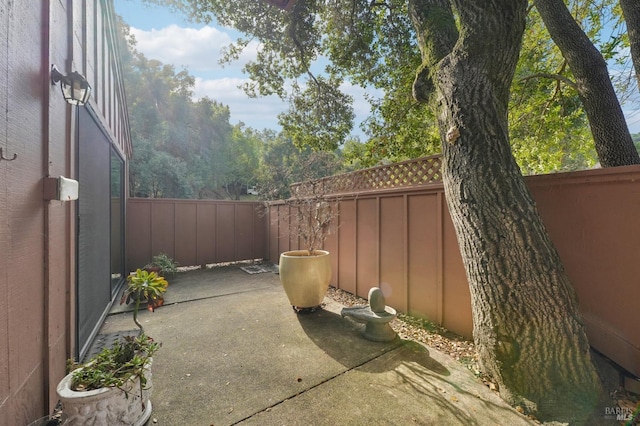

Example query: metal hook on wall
[0,147,17,161]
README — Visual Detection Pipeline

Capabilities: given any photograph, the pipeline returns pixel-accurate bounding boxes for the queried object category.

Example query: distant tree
[535,0,640,167]
[257,132,342,200]
[510,5,597,174]
[188,98,235,197]
[633,133,640,152]
[341,137,378,170]
[129,137,193,198]
[118,19,262,199]
[279,76,355,151]
[256,132,296,200]
[221,124,263,199]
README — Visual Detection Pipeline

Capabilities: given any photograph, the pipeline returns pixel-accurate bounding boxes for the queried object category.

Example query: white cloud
[194,77,288,129]
[130,25,259,72]
[130,24,284,129]
[129,24,374,135]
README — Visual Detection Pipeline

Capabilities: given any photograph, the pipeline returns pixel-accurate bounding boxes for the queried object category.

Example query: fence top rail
[128,198,264,205]
[290,154,443,197]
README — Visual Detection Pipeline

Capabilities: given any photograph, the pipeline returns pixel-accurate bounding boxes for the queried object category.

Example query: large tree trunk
[535,0,640,167]
[410,0,601,422]
[620,0,640,88]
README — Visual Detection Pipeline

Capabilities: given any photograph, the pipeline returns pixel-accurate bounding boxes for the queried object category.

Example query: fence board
[196,203,216,265]
[408,194,440,321]
[175,203,197,266]
[380,197,407,311]
[338,200,358,296]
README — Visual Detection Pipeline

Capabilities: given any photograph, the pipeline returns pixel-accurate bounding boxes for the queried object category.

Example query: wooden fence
[124,161,640,378]
[268,162,640,378]
[126,199,267,271]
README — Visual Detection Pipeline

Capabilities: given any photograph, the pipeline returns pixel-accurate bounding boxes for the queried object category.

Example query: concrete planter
[56,360,153,426]
[279,250,332,309]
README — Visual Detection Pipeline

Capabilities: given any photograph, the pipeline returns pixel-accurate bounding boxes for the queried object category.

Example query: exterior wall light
[51,65,91,106]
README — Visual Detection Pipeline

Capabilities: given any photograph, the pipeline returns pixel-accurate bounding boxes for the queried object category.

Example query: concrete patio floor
[96,265,536,425]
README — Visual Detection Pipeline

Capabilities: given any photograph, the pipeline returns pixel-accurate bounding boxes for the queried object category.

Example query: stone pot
[56,360,153,426]
[279,250,332,309]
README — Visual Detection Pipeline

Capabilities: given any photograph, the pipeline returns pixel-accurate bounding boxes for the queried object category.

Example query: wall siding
[0,0,131,422]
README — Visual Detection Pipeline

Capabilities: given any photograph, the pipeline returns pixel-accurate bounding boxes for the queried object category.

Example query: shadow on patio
[95,265,534,425]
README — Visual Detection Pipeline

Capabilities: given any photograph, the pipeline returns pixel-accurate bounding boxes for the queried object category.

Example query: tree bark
[263,0,296,11]
[620,0,640,88]
[410,0,601,422]
[535,0,640,167]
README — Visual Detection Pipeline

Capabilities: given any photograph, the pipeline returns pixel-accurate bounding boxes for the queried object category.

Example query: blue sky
[114,0,640,136]
[113,0,371,136]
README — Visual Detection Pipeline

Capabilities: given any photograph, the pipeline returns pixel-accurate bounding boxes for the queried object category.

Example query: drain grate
[240,264,279,274]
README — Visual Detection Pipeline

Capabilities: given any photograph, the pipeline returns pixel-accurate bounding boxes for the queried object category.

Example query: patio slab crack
[230,340,404,425]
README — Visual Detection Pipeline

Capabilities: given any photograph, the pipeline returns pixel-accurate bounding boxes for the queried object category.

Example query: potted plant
[143,253,179,276]
[121,269,169,329]
[56,270,168,425]
[278,178,338,312]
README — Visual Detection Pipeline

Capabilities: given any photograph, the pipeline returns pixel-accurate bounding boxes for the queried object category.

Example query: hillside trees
[509,6,597,174]
[119,20,263,198]
[221,124,263,199]
[256,131,343,199]
[119,18,341,199]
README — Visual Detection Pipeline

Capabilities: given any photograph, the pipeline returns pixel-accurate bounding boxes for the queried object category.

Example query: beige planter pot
[279,250,332,309]
[56,360,152,426]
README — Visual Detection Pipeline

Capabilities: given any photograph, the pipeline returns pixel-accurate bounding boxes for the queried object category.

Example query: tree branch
[287,1,319,88]
[518,73,577,90]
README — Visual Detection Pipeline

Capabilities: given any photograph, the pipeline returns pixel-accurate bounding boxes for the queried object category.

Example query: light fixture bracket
[51,65,91,106]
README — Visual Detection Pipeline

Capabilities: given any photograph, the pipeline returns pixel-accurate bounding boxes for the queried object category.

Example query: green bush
[148,253,179,275]
[69,334,159,391]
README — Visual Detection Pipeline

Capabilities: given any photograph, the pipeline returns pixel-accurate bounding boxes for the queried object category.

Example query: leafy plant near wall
[67,334,159,392]
[58,265,168,424]
[145,253,179,275]
[67,268,167,390]
[122,269,169,331]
